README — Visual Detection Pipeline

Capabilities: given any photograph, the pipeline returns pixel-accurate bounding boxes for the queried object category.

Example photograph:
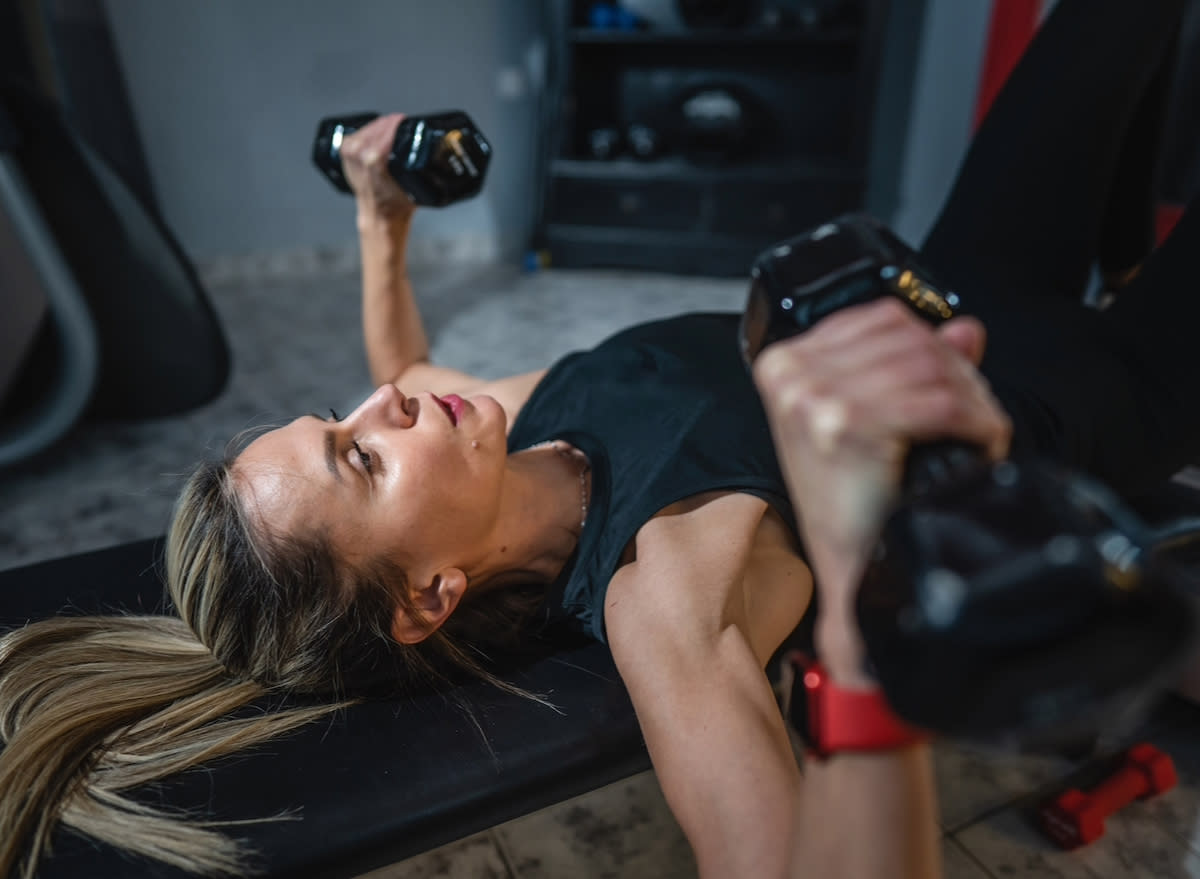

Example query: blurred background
[4,0,966,272]
[2,0,1198,567]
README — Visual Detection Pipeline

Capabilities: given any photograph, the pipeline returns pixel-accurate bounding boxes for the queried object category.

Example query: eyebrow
[323,428,343,483]
[302,414,344,484]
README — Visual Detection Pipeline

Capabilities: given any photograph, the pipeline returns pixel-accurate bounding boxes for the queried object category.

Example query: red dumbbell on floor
[1039,743,1177,848]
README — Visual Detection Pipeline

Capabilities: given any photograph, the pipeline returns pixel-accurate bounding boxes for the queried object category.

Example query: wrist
[785,651,929,759]
[356,199,415,232]
[806,541,876,685]
[357,209,412,268]
[814,620,877,688]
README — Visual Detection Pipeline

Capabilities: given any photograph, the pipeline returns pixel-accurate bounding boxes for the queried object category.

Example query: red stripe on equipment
[973,0,1044,131]
[1157,204,1185,245]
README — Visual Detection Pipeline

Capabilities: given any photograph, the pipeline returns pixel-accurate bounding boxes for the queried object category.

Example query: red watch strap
[790,651,929,759]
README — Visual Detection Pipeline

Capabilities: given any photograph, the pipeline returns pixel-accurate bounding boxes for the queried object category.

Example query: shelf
[568,26,860,48]
[544,223,771,277]
[540,1,892,276]
[551,156,865,185]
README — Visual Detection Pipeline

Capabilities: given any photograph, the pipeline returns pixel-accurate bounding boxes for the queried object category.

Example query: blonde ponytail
[0,615,338,878]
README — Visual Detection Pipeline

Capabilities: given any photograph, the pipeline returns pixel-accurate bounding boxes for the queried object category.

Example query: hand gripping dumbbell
[1039,743,1177,847]
[311,110,491,206]
[740,213,1200,751]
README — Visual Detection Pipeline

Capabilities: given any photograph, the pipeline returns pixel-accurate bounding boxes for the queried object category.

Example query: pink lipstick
[437,394,463,427]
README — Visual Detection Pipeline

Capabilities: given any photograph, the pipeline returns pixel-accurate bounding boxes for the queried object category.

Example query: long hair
[0,452,548,878]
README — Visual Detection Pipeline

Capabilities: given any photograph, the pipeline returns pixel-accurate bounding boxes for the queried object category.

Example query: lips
[434,394,462,427]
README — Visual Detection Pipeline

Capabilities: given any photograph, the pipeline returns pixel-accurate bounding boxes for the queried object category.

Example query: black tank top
[507,313,797,642]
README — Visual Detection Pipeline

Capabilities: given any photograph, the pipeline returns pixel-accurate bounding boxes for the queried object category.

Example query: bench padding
[0,538,650,879]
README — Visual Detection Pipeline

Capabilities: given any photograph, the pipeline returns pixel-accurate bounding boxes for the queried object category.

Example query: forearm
[357,206,429,386]
[796,743,941,879]
[797,558,942,879]
[615,619,939,879]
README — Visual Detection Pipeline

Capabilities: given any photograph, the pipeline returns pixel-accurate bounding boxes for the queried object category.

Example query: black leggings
[917,0,1196,498]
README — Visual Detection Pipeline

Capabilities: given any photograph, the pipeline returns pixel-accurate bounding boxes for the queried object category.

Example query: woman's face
[233,383,509,575]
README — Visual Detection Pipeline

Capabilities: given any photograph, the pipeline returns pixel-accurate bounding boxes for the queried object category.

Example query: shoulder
[604,492,812,669]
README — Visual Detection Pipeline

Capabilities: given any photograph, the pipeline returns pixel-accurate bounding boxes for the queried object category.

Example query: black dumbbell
[740,213,1199,751]
[311,110,491,207]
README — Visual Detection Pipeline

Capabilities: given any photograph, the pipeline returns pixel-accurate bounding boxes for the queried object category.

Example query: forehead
[233,418,335,536]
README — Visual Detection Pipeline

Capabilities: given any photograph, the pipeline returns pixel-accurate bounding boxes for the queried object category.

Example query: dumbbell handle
[878,266,992,496]
[1081,763,1156,811]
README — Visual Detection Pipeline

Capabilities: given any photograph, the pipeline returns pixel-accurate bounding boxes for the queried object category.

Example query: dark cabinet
[538,0,895,276]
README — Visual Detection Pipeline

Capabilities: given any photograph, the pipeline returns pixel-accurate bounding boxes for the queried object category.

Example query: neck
[470,442,591,588]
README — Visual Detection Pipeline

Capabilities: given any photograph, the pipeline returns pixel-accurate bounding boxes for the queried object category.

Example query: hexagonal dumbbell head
[1039,743,1177,848]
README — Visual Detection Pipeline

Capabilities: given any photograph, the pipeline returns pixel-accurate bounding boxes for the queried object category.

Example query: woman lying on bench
[2,0,1197,876]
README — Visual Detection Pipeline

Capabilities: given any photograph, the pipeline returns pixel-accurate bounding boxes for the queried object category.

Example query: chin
[475,395,508,433]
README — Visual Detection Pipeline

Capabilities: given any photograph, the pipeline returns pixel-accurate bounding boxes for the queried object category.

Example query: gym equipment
[1039,742,1178,848]
[587,127,623,160]
[740,212,1200,751]
[588,2,643,29]
[676,86,758,163]
[0,100,97,467]
[0,82,229,467]
[677,0,752,29]
[0,0,160,213]
[674,0,854,31]
[312,111,491,207]
[625,123,661,159]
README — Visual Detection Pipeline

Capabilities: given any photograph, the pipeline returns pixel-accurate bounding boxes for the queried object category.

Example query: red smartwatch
[785,650,929,759]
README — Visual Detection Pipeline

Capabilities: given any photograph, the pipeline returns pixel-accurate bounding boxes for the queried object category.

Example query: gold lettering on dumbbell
[438,129,479,178]
[884,267,957,321]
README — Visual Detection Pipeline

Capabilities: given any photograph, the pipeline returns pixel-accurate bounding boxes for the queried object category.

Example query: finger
[755,307,937,396]
[799,297,927,355]
[936,316,987,366]
[369,112,407,146]
[872,386,1012,459]
[343,113,406,161]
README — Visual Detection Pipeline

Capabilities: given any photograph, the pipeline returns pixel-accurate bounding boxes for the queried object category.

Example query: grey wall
[102,0,549,266]
[887,0,991,244]
[100,0,992,269]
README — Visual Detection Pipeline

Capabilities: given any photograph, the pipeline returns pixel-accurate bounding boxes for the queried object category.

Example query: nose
[348,383,413,428]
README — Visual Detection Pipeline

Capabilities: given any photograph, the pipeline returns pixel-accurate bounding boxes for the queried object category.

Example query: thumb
[936,316,987,366]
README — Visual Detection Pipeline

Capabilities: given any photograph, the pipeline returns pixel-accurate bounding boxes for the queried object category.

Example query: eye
[352,440,373,473]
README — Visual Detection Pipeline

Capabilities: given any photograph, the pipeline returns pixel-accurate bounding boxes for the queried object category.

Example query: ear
[389,567,468,645]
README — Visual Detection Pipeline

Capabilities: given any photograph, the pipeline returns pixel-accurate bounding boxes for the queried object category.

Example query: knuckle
[811,397,850,452]
[753,341,804,392]
[910,349,948,385]
[782,372,824,416]
[927,388,962,424]
[877,297,921,331]
[877,297,911,321]
[775,381,813,422]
